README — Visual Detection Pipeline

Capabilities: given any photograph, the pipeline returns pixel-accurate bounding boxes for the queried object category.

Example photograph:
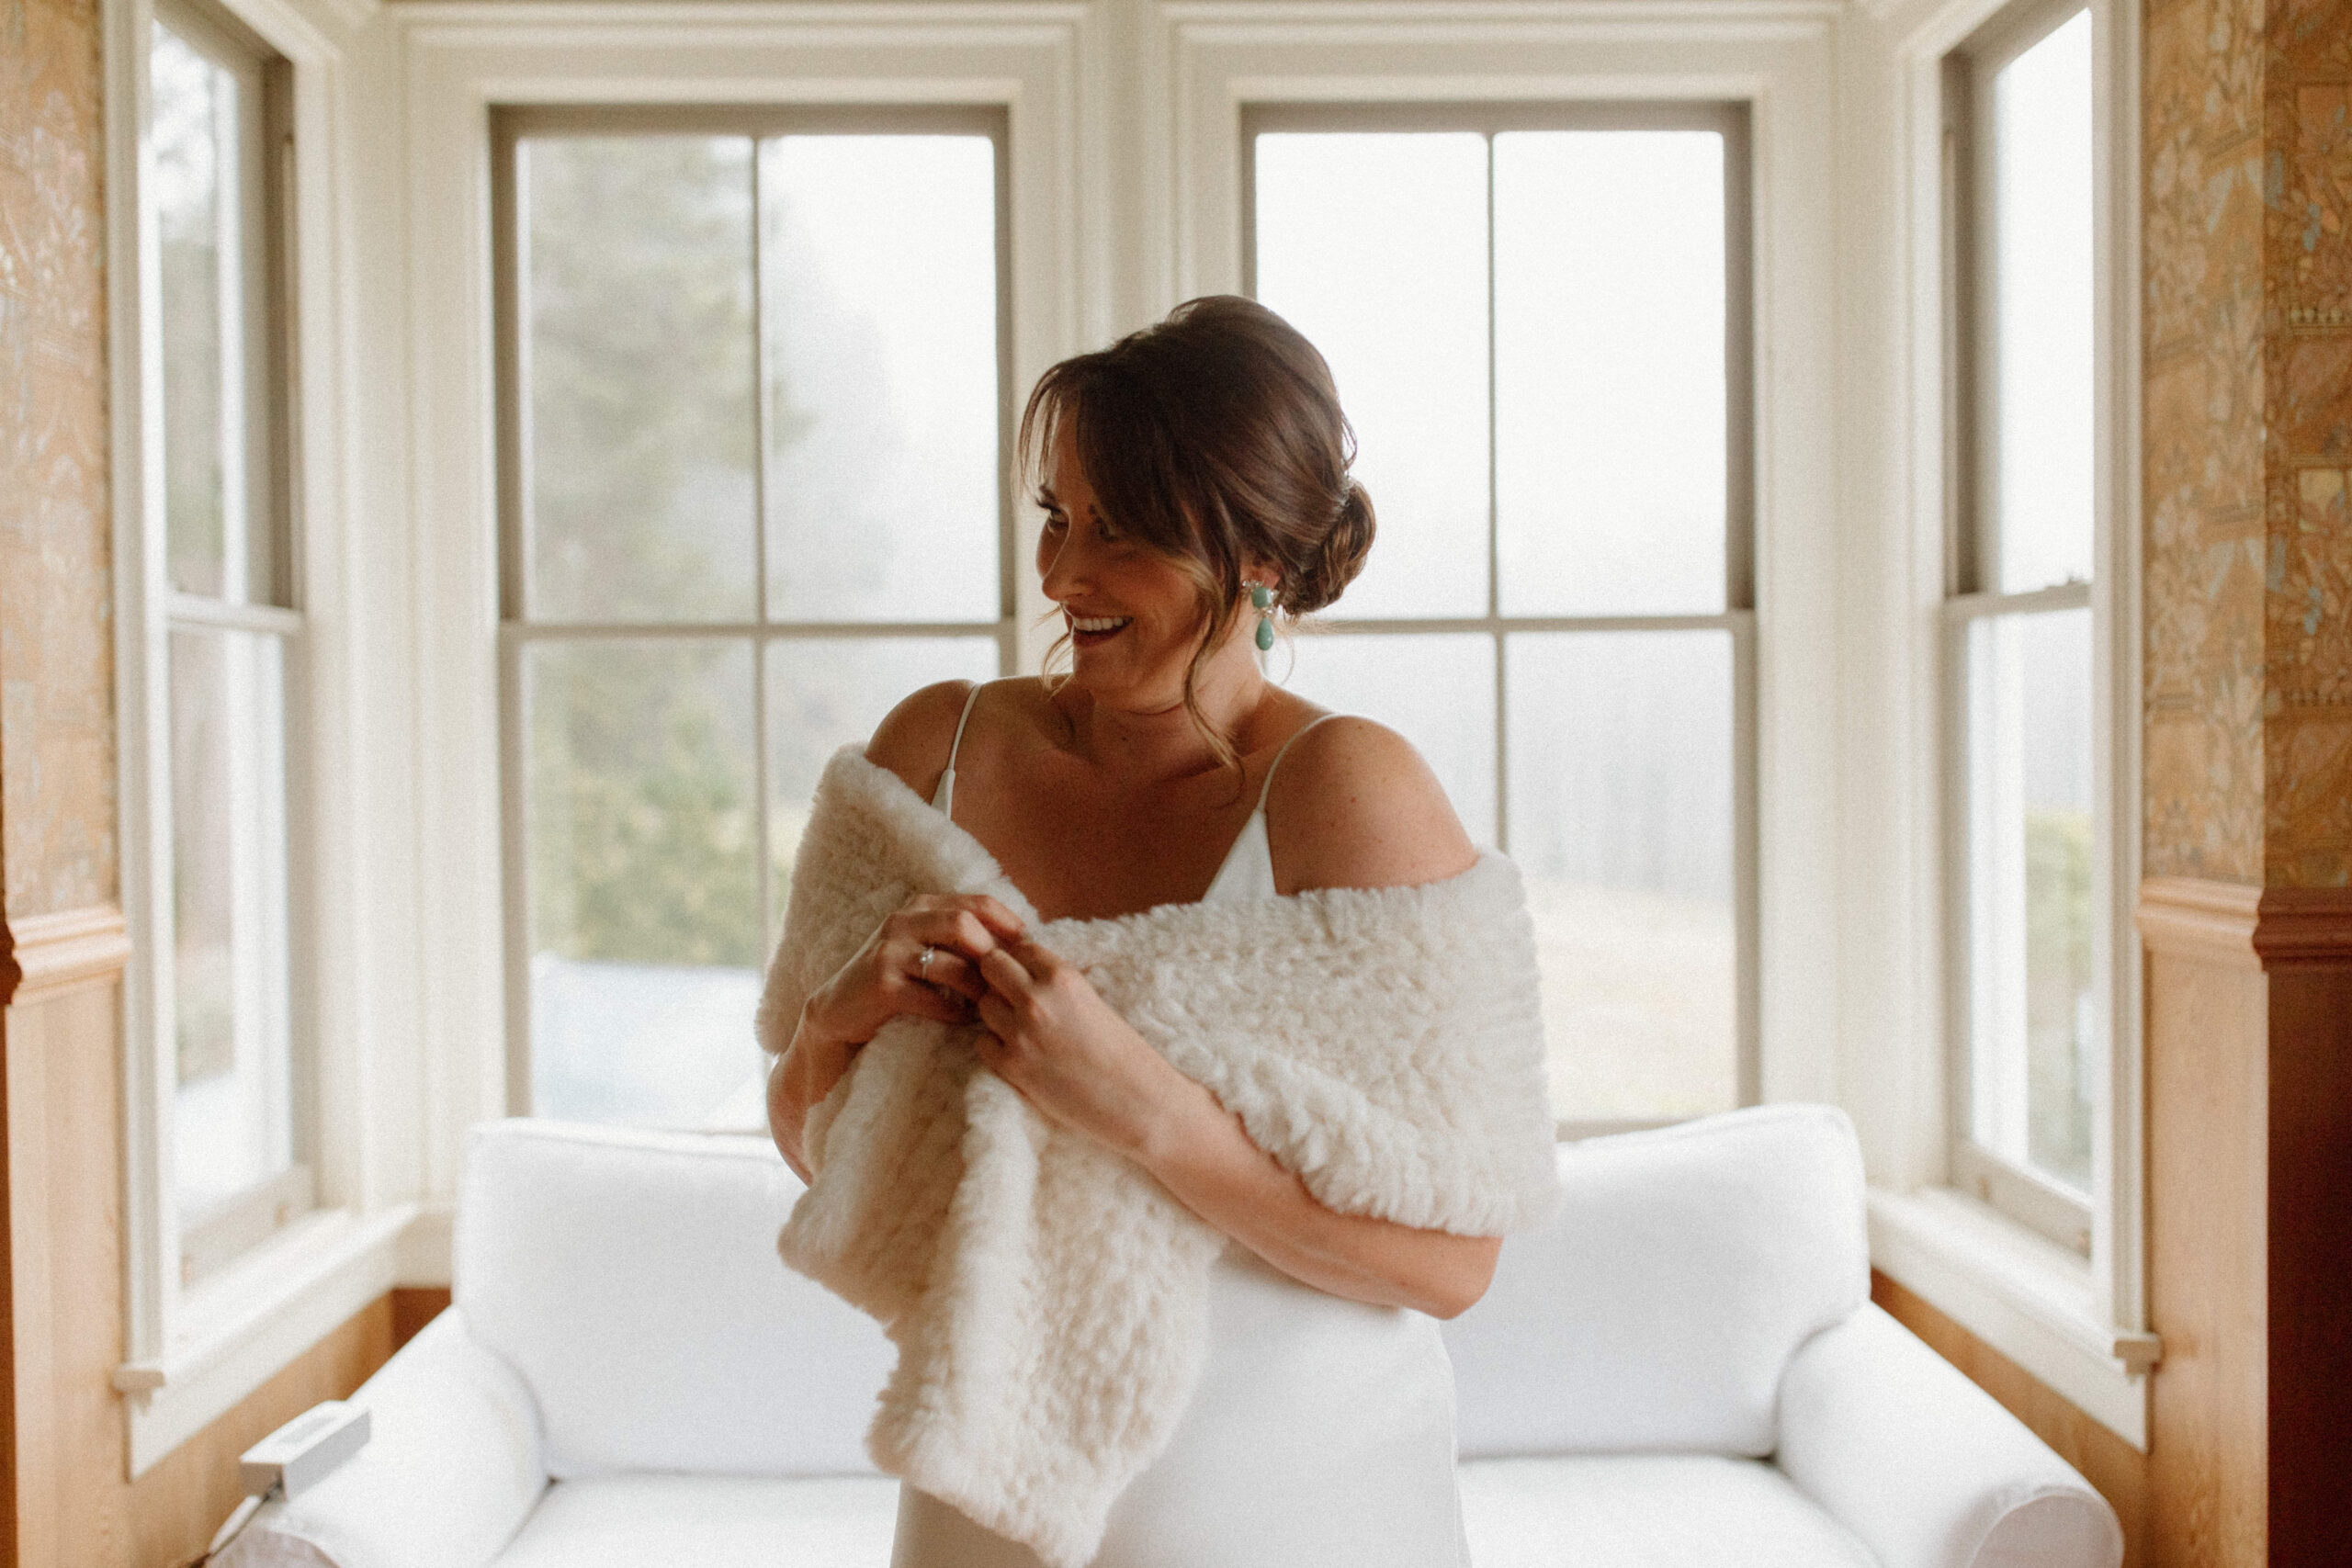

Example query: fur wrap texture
[755,747,1560,1567]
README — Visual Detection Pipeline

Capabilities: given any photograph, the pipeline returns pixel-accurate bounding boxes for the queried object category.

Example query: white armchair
[219,1109,2121,1568]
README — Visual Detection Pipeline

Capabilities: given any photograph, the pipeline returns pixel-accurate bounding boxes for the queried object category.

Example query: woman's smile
[1067,612,1135,647]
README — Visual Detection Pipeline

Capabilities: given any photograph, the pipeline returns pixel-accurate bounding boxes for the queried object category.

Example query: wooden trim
[391,1286,451,1352]
[2251,886,2352,968]
[0,905,132,1008]
[2135,876,2261,969]
[2135,877,2352,972]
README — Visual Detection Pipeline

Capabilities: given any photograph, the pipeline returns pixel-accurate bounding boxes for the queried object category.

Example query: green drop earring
[1249,581,1277,651]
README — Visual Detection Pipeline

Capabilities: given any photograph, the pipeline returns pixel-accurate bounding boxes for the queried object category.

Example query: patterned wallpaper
[2143,0,2269,883]
[2143,0,2352,887]
[0,0,117,920]
[2263,0,2352,886]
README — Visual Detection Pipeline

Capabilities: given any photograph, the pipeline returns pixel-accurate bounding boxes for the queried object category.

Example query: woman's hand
[972,935,1203,1156]
[802,893,1025,1051]
[773,893,1024,1181]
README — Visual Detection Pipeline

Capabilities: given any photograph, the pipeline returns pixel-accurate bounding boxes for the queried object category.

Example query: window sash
[1942,2,2103,1254]
[146,0,310,1280]
[1941,587,2096,1252]
[1244,105,1760,1127]
[490,107,1018,1120]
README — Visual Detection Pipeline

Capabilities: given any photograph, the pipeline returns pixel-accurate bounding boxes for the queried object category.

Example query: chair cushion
[1459,1454,1878,1568]
[1443,1104,1869,1458]
[453,1120,894,1479]
[492,1474,899,1568]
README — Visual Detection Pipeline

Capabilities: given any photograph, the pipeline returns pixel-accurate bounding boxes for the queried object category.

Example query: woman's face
[1036,428,1247,710]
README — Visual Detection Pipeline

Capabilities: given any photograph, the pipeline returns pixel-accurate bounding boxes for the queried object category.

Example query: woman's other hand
[973,935,1203,1155]
[803,892,1024,1049]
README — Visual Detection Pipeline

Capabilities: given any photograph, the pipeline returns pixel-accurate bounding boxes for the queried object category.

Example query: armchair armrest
[218,1308,548,1568]
[1775,1303,2121,1568]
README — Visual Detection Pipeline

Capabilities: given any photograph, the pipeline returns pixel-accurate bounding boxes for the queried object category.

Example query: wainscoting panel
[2136,877,2352,1566]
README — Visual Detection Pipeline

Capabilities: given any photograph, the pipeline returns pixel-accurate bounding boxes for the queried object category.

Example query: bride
[763,296,1544,1567]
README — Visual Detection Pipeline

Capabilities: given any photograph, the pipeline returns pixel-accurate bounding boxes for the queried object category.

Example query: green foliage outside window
[2024,807,2092,1189]
[523,136,764,972]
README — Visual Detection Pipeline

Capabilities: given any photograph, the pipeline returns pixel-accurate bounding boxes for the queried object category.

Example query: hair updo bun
[1019,296,1378,761]
[1290,481,1376,616]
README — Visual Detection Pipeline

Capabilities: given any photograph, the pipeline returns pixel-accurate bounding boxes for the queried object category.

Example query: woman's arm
[1138,1074,1504,1319]
[973,717,1503,1319]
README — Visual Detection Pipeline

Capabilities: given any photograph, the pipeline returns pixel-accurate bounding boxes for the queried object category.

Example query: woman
[763,297,1548,1568]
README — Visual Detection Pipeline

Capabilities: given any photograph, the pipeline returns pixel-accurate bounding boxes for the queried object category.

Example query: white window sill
[113,1203,419,1476]
[1867,1184,2156,1450]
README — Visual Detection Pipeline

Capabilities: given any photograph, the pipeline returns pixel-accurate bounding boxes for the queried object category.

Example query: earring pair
[1246,581,1277,651]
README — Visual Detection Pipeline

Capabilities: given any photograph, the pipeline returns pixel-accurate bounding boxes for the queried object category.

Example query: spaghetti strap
[933,682,986,821]
[1257,712,1340,813]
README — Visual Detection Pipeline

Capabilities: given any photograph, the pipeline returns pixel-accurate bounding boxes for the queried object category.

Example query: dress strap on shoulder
[934,681,987,821]
[1257,712,1340,813]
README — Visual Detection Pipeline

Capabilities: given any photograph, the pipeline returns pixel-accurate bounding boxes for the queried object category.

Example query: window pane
[1987,12,2094,592]
[168,626,295,1221]
[522,137,757,623]
[1273,632,1496,847]
[1254,132,1490,619]
[526,639,758,1122]
[1496,131,1727,615]
[769,637,1001,919]
[1964,608,2093,1190]
[153,22,233,601]
[1508,631,1736,1119]
[763,137,1000,623]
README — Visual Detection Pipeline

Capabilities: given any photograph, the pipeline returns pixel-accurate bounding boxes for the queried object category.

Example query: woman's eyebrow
[1036,485,1061,506]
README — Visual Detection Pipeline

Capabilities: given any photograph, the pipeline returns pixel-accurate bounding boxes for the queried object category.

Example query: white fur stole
[755,746,1559,1567]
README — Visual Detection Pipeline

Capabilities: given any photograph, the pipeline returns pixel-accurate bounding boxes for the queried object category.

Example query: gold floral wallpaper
[2262,0,2352,886]
[2143,0,2270,882]
[2144,0,2352,888]
[0,0,116,921]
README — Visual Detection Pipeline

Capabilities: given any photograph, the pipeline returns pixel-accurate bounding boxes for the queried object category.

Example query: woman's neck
[1057,637,1269,787]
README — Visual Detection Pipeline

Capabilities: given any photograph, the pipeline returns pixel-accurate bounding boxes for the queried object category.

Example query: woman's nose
[1039,533,1087,598]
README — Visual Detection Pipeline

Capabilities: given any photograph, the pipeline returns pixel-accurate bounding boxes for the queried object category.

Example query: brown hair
[1017,296,1375,764]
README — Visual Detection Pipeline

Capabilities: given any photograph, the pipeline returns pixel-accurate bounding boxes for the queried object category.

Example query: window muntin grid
[492,107,1015,1123]
[1244,104,1758,1127]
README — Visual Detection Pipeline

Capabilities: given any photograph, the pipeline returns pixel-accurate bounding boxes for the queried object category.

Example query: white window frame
[1160,0,1845,1116]
[400,2,1101,1212]
[107,0,410,1477]
[488,102,1023,1118]
[1940,0,2102,1256]
[1860,0,2154,1450]
[1238,99,1762,1134]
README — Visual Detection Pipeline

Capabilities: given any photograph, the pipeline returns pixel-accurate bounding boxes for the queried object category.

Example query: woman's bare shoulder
[864,680,978,800]
[865,677,1052,800]
[1263,713,1478,895]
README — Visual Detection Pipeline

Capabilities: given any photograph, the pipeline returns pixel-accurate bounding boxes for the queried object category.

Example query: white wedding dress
[889,687,1473,1568]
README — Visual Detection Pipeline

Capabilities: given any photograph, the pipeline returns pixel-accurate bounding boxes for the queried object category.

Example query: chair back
[1443,1103,1871,1460]
[454,1119,892,1479]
